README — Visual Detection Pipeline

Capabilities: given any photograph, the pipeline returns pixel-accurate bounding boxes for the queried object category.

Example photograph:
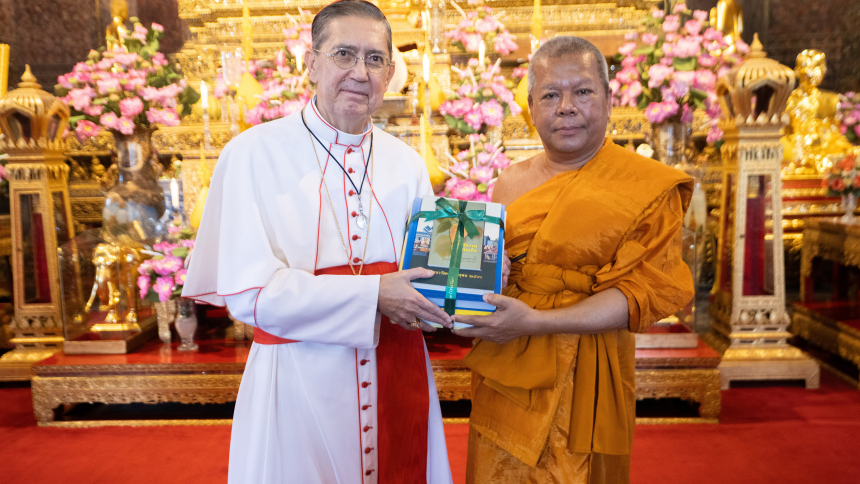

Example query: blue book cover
[401,196,506,322]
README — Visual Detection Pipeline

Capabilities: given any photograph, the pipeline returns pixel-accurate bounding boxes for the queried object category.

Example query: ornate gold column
[0,67,74,380]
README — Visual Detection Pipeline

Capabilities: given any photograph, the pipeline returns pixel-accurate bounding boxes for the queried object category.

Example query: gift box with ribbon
[400,196,506,322]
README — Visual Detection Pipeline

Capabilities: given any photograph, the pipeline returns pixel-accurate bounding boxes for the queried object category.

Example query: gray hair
[311,0,393,58]
[527,36,610,98]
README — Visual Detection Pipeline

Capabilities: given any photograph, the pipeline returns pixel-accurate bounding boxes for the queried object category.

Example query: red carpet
[1,371,859,483]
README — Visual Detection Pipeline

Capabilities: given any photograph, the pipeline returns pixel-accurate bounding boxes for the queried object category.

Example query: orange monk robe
[464,138,694,483]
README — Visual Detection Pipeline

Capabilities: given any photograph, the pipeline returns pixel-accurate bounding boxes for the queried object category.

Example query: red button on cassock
[347,147,354,154]
[351,211,357,217]
[352,235,360,241]
[363,425,373,432]
[365,470,374,476]
[348,167,355,173]
[362,404,372,410]
[361,381,371,388]
[349,190,355,196]
[353,257,361,264]
[360,359,369,366]
[364,447,374,454]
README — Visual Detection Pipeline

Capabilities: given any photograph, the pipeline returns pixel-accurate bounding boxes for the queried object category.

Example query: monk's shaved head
[528,36,610,98]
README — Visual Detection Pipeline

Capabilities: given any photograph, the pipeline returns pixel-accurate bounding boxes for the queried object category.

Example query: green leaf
[437,219,453,233]
[632,46,655,56]
[144,289,161,303]
[613,53,624,63]
[171,247,189,258]
[55,86,70,98]
[693,98,706,109]
[672,57,697,71]
[444,115,458,129]
[689,88,709,100]
[637,96,650,110]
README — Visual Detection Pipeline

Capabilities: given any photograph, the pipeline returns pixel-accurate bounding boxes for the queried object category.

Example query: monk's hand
[451,294,535,344]
[378,268,453,330]
[502,250,511,288]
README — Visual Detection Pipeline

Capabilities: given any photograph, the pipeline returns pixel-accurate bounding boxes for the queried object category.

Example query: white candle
[171,178,180,212]
[294,46,305,73]
[478,41,485,67]
[200,81,208,109]
[423,53,430,83]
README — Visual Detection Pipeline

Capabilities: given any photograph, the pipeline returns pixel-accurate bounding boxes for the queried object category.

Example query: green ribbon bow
[407,198,504,315]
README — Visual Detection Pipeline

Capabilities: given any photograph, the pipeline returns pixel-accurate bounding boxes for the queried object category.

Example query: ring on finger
[410,317,422,329]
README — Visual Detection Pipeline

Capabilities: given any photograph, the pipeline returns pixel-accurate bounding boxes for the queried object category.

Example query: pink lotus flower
[648,64,674,88]
[642,33,659,45]
[174,269,187,286]
[151,23,164,32]
[681,104,693,124]
[492,153,511,170]
[153,277,175,302]
[693,69,717,90]
[618,42,637,56]
[470,165,495,183]
[116,116,135,135]
[113,53,139,67]
[616,66,640,84]
[84,104,104,116]
[684,19,703,36]
[99,112,120,129]
[703,28,724,42]
[674,37,701,58]
[451,179,478,200]
[480,99,504,127]
[464,109,483,131]
[119,97,144,118]
[663,15,680,32]
[74,120,100,141]
[693,10,709,21]
[651,8,665,19]
[132,24,149,43]
[674,3,687,12]
[698,53,717,67]
[180,239,195,248]
[138,275,150,299]
[153,255,184,276]
[153,241,179,254]
[644,99,680,124]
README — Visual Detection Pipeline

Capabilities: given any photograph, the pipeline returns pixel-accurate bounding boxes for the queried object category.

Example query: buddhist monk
[453,36,695,483]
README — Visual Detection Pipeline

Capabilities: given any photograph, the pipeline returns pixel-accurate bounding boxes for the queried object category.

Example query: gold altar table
[793,218,860,374]
[32,331,722,425]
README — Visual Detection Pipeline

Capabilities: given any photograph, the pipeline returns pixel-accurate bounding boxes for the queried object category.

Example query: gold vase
[154,299,176,344]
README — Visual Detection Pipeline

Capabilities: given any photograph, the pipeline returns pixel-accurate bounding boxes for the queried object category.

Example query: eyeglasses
[314,48,392,73]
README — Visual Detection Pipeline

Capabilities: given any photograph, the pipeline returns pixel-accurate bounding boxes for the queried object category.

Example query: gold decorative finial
[748,33,765,58]
[18,65,40,89]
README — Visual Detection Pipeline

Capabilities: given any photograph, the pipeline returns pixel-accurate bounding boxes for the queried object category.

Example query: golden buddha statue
[710,0,743,48]
[106,0,129,51]
[781,49,852,175]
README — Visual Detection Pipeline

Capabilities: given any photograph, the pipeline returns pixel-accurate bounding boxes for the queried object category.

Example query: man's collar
[303,96,372,147]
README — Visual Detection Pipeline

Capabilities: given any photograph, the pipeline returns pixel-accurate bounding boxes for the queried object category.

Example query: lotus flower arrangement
[439,60,521,134]
[610,4,745,143]
[440,134,512,202]
[214,15,313,127]
[837,92,860,145]
[445,6,519,56]
[137,222,196,303]
[56,19,199,141]
[823,153,860,197]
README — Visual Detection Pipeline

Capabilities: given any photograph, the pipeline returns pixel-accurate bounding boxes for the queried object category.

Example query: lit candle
[200,81,208,109]
[478,41,485,67]
[423,53,430,84]
[294,45,305,72]
[171,178,180,213]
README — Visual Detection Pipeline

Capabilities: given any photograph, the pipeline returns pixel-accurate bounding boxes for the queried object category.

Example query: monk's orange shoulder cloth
[464,138,694,466]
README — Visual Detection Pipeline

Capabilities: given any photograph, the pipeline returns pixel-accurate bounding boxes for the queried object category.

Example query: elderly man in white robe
[182,1,458,483]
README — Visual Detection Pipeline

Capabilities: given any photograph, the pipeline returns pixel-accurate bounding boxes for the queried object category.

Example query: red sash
[254,261,429,483]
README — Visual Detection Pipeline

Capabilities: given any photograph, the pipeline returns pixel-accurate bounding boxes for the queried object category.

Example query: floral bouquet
[610,4,745,143]
[837,92,860,145]
[56,19,200,141]
[440,134,511,201]
[137,223,196,303]
[445,6,518,56]
[823,153,860,197]
[439,60,521,134]
[214,15,312,126]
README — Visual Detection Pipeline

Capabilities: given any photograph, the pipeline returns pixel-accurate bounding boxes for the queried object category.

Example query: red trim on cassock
[315,261,429,484]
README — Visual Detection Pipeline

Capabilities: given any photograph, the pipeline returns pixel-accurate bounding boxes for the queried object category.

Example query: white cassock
[182,99,453,484]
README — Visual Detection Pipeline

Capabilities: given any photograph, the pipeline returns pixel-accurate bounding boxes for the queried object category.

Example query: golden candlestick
[532,0,543,52]
[0,44,9,96]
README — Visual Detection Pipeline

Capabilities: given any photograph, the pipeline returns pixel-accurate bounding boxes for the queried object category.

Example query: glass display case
[59,229,157,354]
